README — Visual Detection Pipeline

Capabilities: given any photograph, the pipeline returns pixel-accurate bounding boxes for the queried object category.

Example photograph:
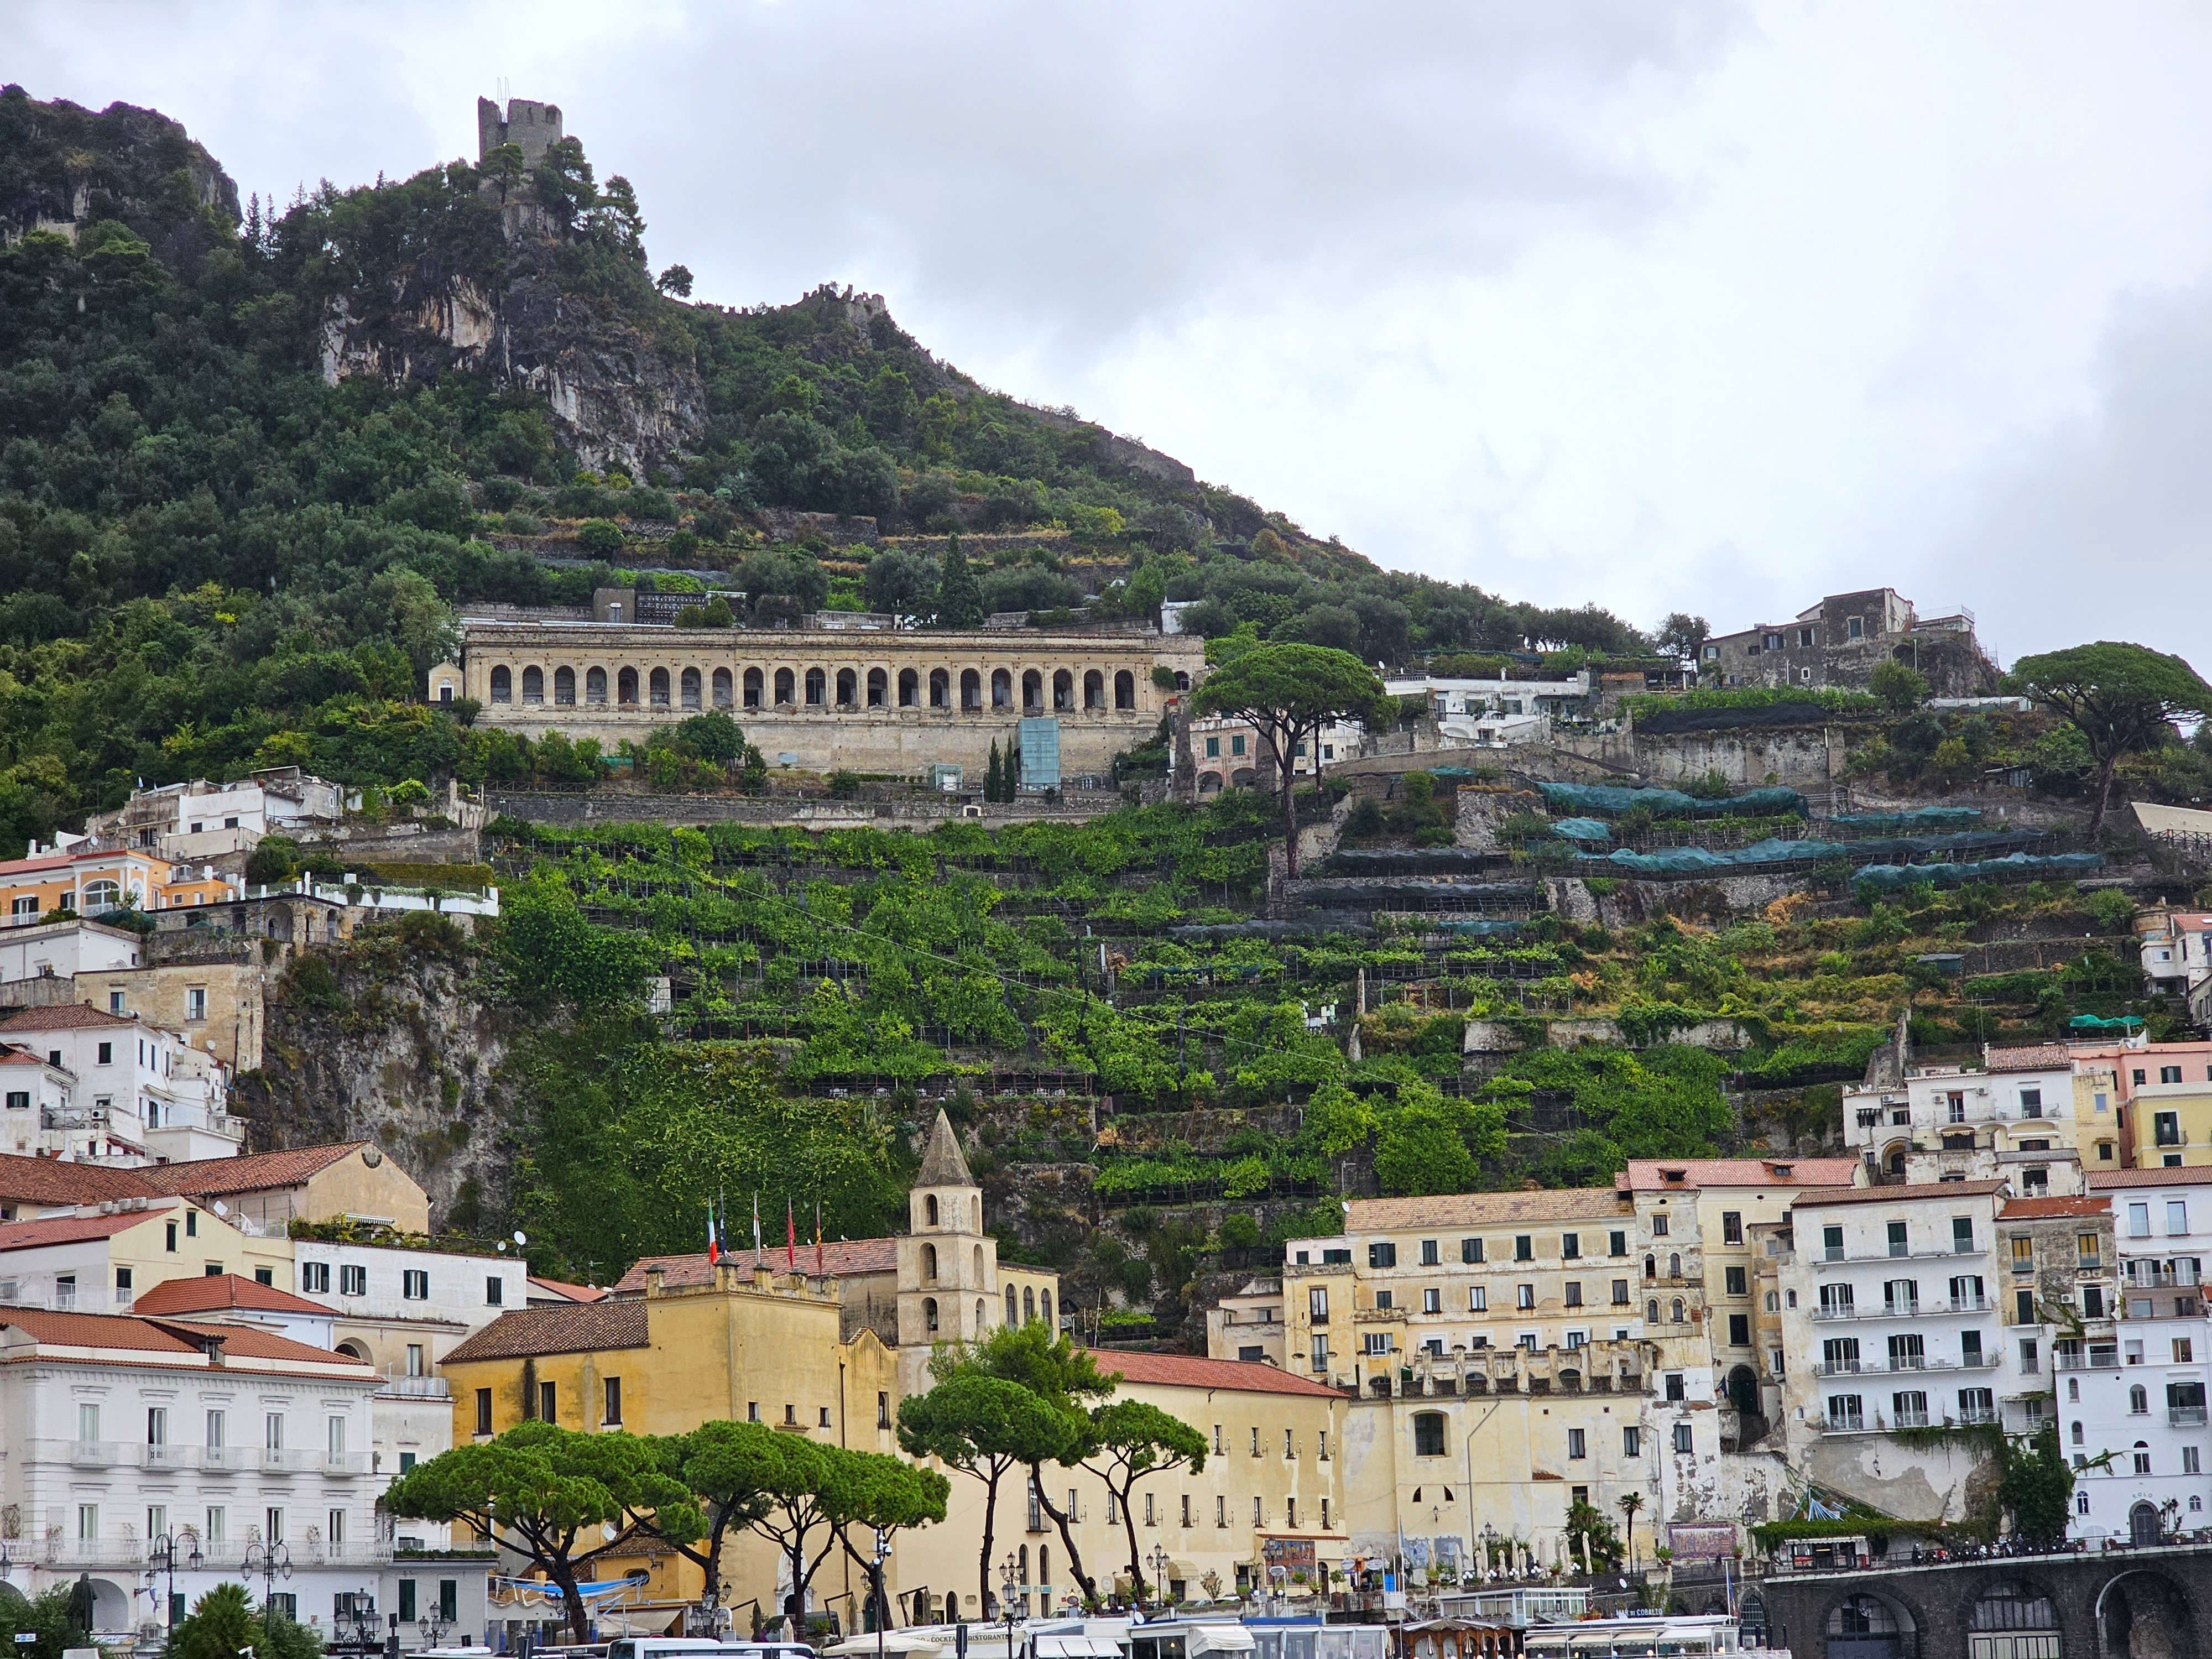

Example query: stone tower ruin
[475,96,565,169]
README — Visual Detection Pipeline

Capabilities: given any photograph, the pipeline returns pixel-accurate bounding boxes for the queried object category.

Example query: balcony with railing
[2055,1348,2123,1371]
[2172,1406,2209,1427]
[378,1373,451,1399]
[1813,1355,1996,1378]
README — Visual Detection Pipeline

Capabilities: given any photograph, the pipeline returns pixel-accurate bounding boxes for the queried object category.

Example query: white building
[0,1003,237,1164]
[2136,909,2212,1006]
[2076,1167,2212,1546]
[0,917,144,985]
[1842,1044,2085,1194]
[1385,673,1588,749]
[1,1045,76,1157]
[90,769,347,863]
[0,1306,386,1642]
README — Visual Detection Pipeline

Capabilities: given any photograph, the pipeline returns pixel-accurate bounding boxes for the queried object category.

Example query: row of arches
[917,1286,1054,1332]
[485,662,1150,714]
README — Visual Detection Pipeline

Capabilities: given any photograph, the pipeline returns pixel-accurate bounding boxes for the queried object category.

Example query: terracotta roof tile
[135,1142,368,1198]
[2089,1167,2212,1189]
[528,1275,607,1303]
[0,1155,160,1208]
[132,1273,331,1317]
[0,1004,139,1032]
[1984,1045,2074,1073]
[1616,1159,1863,1192]
[0,1308,369,1373]
[1999,1196,2110,1219]
[0,1205,176,1252]
[1089,1349,1343,1399]
[609,1239,899,1295]
[1791,1180,2008,1207]
[443,1301,651,1363]
[1346,1189,1627,1231]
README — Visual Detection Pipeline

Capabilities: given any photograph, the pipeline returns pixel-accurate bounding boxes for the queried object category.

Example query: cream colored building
[432,618,1203,780]
[76,959,269,1074]
[0,1197,292,1313]
[1207,1277,1286,1365]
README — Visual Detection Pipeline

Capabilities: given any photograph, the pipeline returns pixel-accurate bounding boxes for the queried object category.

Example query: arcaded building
[431,612,1205,782]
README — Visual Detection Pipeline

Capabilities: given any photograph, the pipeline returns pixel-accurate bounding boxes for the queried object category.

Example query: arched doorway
[1968,1580,2057,1659]
[1727,1365,1759,1416]
[1826,1590,1913,1659]
[2097,1568,2199,1659]
[2131,1501,2162,1547]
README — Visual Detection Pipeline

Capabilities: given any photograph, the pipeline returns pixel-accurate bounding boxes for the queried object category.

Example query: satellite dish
[513,1230,528,1246]
[496,1240,508,1252]
[603,1524,618,1543]
[212,1201,229,1218]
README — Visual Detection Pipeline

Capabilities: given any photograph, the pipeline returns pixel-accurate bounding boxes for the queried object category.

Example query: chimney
[643,1265,666,1298]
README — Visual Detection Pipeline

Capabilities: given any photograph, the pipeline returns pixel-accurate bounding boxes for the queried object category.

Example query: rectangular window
[77,1505,98,1542]
[1420,1238,1439,1265]
[1729,1314,1750,1345]
[1375,1290,1392,1310]
[1725,1265,1747,1296]
[1368,1241,1397,1268]
[1652,1213,1668,1237]
[1665,1372,1686,1402]
[2019,1338,2039,1373]
[1515,1235,1533,1261]
[206,1410,224,1448]
[205,1506,225,1543]
[1461,1238,1484,1264]
[2129,1202,2152,1238]
[604,1378,623,1426]
[1827,1395,1863,1431]
[1624,1426,1641,1456]
[1517,1284,1535,1310]
[301,1261,330,1294]
[339,1264,366,1297]
[2017,1288,2036,1323]
[165,1222,178,1253]
[327,1508,345,1545]
[538,1381,556,1423]
[2168,1200,2189,1235]
[2020,1089,2042,1118]
[96,1042,112,1065]
[1251,1427,1261,1455]
[402,1269,429,1300]
[1308,1286,1328,1323]
[399,1581,417,1623]
[1180,1494,1192,1527]
[265,1507,284,1545]
[1422,1287,1441,1314]
[1612,1279,1629,1305]
[439,1583,458,1623]
[1722,1211,1743,1245]
[1562,1233,1580,1260]
[1888,1221,1910,1257]
[1609,1230,1627,1257]
[1673,1422,1695,1453]
[147,1407,166,1446]
[1205,737,1219,758]
[474,1389,493,1436]
[264,1413,283,1451]
[1310,1335,1327,1370]
[186,987,207,1022]
[486,1275,504,1306]
[1567,1428,1585,1459]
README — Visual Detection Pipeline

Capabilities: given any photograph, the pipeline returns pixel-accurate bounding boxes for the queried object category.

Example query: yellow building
[0,1196,291,1311]
[0,844,237,922]
[2117,1079,2212,1168]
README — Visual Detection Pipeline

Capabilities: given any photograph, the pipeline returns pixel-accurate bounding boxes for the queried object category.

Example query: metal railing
[2172,1406,2209,1427]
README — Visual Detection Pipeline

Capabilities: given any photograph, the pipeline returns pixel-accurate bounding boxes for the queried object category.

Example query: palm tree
[1618,1491,1644,1567]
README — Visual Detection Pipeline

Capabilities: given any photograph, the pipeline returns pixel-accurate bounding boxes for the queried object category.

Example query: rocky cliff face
[0,86,238,258]
[233,953,533,1230]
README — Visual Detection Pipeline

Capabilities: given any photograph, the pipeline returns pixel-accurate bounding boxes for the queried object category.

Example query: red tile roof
[1999,1196,2110,1219]
[0,1205,176,1252]
[131,1273,330,1317]
[1089,1349,1343,1399]
[0,1308,371,1371]
[0,1045,60,1068]
[0,1154,160,1209]
[1348,1189,1626,1230]
[442,1301,651,1363]
[1791,1180,2008,1207]
[135,1142,368,1198]
[528,1275,607,1303]
[0,1004,138,1032]
[610,1238,900,1295]
[1616,1159,1862,1192]
[1984,1045,2074,1073]
[2090,1167,2212,1189]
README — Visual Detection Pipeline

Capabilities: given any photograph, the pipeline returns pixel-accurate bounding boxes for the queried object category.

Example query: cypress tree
[984,742,1003,802]
[936,532,982,627]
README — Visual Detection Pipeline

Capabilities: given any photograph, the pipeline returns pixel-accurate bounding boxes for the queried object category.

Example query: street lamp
[870,1529,893,1659]
[343,1590,378,1655]
[244,1540,292,1645]
[1145,1546,1172,1612]
[998,1554,1020,1658]
[417,1609,452,1651]
[148,1531,204,1642]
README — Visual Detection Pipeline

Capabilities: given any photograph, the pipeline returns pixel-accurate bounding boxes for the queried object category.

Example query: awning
[597,1606,685,1635]
[1035,1639,1123,1659]
[1189,1630,1257,1657]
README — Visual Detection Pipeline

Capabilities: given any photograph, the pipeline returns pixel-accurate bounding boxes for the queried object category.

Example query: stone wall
[485,789,1127,828]
[1547,723,1848,789]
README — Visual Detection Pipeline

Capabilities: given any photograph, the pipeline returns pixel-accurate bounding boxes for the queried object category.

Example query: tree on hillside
[384,1423,697,1641]
[935,534,983,627]
[1868,659,1929,713]
[2008,643,2212,836]
[899,1369,1076,1614]
[1084,1399,1207,1603]
[1655,612,1709,660]
[1191,644,1392,878]
[964,1322,1116,1605]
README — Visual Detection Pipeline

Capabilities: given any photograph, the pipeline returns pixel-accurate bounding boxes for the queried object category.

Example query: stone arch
[336,1338,372,1361]
[521,665,545,703]
[1116,669,1136,709]
[1646,1253,1657,1280]
[490,664,513,703]
[899,667,919,707]
[1173,670,1190,691]
[992,668,1013,708]
[712,667,734,709]
[924,1296,938,1333]
[1023,1286,1036,1323]
[1647,1298,1659,1323]
[1727,1364,1759,1415]
[744,667,764,708]
[2096,1567,2199,1658]
[1052,669,1073,711]
[867,667,888,708]
[1005,1284,1018,1324]
[836,667,858,707]
[1197,771,1223,794]
[805,667,826,707]
[975,1298,985,1331]
[554,665,576,705]
[962,669,983,709]
[86,1579,132,1636]
[649,666,671,707]
[925,1193,939,1227]
[774,667,795,706]
[1231,767,1256,788]
[1822,1587,1916,1656]
[586,666,608,705]
[681,666,702,709]
[1669,1251,1682,1277]
[2130,1500,2161,1547]
[619,666,639,705]
[931,669,951,708]
[1084,669,1105,709]
[1021,669,1044,712]
[922,1243,938,1282]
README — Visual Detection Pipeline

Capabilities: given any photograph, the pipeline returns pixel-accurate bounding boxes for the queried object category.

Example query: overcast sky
[17,1,2212,667]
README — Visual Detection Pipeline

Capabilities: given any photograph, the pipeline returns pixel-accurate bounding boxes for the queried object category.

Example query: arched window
[805,667,826,707]
[1173,670,1190,691]
[973,1245,984,1278]
[618,667,639,705]
[2071,1420,2084,1443]
[81,880,122,914]
[1021,669,1044,712]
[1829,1595,1902,1637]
[926,1194,939,1227]
[521,666,544,703]
[586,666,608,705]
[490,665,512,703]
[1197,771,1223,795]
[1412,1412,1446,1456]
[1023,1287,1036,1324]
[922,1244,938,1282]
[712,668,733,709]
[681,667,702,709]
[1647,1300,1659,1324]
[1040,1289,1052,1327]
[991,668,1013,708]
[962,669,982,710]
[1115,670,1136,709]
[1668,1252,1682,1278]
[649,667,671,707]
[1672,1298,1685,1323]
[2130,1384,2148,1413]
[836,667,857,707]
[554,666,576,705]
[774,667,795,706]
[1645,1254,1656,1280]
[1052,669,1073,711]
[1969,1583,2056,1632]
[867,667,887,708]
[1084,670,1104,709]
[743,667,763,708]
[924,1296,938,1333]
[975,1299,985,1332]
[930,669,950,708]
[899,668,919,707]
[1006,1285,1018,1324]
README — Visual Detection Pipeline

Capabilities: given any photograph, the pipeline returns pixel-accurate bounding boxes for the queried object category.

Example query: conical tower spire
[916,1108,974,1188]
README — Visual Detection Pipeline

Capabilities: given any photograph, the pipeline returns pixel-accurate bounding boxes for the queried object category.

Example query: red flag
[786,1199,796,1271]
[706,1201,719,1264]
